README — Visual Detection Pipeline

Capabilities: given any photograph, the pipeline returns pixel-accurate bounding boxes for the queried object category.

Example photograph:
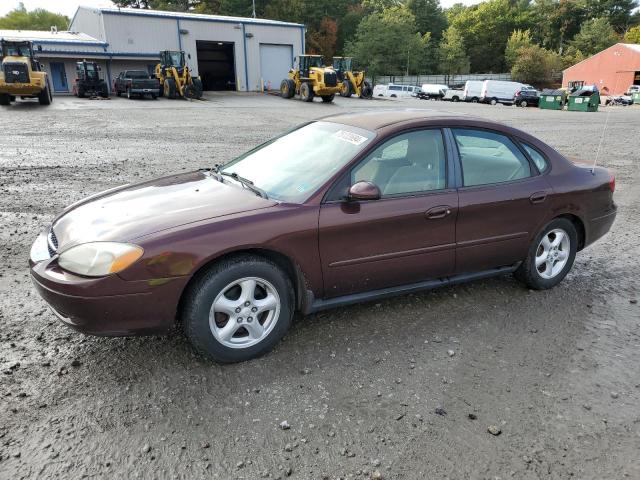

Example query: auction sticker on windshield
[332,130,368,146]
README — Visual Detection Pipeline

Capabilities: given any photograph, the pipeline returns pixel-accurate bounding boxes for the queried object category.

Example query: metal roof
[91,6,305,28]
[0,29,105,45]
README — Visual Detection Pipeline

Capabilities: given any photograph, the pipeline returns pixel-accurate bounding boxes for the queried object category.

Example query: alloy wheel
[209,277,281,349]
[535,228,570,279]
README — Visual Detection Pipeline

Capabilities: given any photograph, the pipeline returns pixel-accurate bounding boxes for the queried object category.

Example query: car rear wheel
[490,97,498,105]
[321,94,335,103]
[0,93,10,106]
[520,100,528,107]
[182,255,294,363]
[515,218,577,290]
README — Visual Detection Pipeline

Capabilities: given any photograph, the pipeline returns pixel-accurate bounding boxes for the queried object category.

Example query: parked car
[373,83,420,98]
[29,111,617,363]
[514,89,540,107]
[114,70,160,99]
[442,88,464,102]
[481,80,527,105]
[624,85,639,95]
[416,84,448,100]
[462,80,483,102]
[604,95,633,106]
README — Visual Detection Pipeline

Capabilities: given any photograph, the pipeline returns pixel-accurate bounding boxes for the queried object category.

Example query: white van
[480,80,525,105]
[417,84,449,99]
[462,80,483,102]
[374,84,421,98]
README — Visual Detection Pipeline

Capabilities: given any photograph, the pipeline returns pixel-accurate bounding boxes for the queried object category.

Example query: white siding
[69,8,106,42]
[102,13,178,54]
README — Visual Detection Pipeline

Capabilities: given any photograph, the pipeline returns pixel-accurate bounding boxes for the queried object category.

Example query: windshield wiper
[220,171,268,199]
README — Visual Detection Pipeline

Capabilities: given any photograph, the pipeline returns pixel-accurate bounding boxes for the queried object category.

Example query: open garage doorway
[196,41,236,91]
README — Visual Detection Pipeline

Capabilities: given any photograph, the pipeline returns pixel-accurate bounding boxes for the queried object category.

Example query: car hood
[52,171,277,249]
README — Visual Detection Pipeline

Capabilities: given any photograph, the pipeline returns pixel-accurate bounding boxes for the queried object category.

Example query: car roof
[321,109,492,131]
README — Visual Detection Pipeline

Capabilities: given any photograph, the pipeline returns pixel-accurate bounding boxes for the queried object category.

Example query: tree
[581,0,638,34]
[624,25,640,43]
[346,6,430,78]
[406,0,447,40]
[569,17,619,56]
[0,4,69,30]
[112,0,151,7]
[505,29,533,68]
[438,25,469,76]
[307,17,339,58]
[511,45,562,85]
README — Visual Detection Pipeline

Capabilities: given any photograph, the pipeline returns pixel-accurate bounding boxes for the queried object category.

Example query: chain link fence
[371,73,512,87]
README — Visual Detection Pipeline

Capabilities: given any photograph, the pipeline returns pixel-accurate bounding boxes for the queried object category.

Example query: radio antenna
[591,47,623,174]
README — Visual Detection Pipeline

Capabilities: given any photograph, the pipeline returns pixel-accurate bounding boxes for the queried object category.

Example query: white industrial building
[0,6,305,95]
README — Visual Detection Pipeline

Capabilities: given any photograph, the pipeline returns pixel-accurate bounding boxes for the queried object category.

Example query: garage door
[259,44,293,91]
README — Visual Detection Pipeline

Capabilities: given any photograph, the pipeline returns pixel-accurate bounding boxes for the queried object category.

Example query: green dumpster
[567,91,599,112]
[633,92,640,104]
[538,90,564,110]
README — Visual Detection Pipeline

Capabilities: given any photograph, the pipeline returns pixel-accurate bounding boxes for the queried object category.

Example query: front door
[50,62,68,92]
[319,129,458,297]
[451,128,552,273]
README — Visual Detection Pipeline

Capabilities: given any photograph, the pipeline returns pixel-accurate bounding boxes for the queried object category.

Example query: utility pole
[252,0,256,18]
[406,48,410,77]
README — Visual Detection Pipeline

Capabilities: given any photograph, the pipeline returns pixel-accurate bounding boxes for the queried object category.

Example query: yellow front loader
[155,50,203,99]
[280,55,342,103]
[332,57,372,99]
[0,40,52,106]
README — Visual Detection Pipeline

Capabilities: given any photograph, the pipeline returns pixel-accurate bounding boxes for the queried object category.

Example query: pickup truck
[114,70,160,99]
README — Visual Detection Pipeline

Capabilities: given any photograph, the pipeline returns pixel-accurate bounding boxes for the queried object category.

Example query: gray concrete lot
[1,93,639,479]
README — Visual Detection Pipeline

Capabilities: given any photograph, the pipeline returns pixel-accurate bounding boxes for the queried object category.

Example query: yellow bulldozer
[280,55,342,103]
[0,39,52,106]
[332,57,372,99]
[155,50,203,99]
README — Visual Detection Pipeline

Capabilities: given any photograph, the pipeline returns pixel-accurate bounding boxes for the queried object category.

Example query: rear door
[451,128,552,273]
[319,128,458,297]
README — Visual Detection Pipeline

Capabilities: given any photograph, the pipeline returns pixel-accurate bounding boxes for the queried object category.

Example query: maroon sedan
[30,111,617,362]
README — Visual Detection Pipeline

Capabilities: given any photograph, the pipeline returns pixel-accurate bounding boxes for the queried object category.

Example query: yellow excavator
[0,39,52,106]
[332,57,372,99]
[155,50,203,99]
[280,55,342,103]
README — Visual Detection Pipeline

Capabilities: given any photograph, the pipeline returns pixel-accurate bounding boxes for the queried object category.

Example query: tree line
[2,0,639,85]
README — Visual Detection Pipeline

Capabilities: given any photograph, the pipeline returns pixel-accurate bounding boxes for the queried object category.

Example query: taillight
[609,172,615,192]
[515,90,520,96]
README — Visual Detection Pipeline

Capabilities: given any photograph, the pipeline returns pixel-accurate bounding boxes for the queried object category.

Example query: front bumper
[30,254,189,336]
[0,84,43,96]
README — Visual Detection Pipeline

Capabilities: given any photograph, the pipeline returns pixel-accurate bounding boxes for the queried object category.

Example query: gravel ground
[1,93,639,480]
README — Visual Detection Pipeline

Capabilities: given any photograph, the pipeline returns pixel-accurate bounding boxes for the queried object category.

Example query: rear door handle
[426,205,452,219]
[529,192,548,204]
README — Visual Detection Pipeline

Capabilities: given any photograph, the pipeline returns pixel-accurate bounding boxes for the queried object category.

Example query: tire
[77,85,85,99]
[321,94,335,103]
[300,82,314,102]
[182,254,294,363]
[0,93,10,106]
[279,79,295,99]
[183,83,196,99]
[514,218,578,290]
[471,97,478,103]
[151,94,158,100]
[341,79,352,97]
[490,97,498,105]
[520,100,528,108]
[191,78,203,99]
[165,78,177,99]
[116,90,121,97]
[38,83,52,105]
[452,96,459,102]
[360,81,373,99]
[100,83,109,98]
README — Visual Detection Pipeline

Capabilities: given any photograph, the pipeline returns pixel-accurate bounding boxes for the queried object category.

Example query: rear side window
[452,129,532,187]
[521,142,549,172]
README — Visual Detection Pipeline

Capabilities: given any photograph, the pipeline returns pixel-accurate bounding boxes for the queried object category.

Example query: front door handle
[529,192,548,204]
[426,205,452,219]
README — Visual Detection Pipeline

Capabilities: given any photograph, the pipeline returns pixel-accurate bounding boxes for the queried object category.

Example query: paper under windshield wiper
[219,171,268,199]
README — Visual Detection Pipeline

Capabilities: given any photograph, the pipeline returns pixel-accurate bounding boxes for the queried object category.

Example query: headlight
[58,242,143,277]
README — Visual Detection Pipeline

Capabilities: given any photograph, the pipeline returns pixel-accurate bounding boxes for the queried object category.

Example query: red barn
[562,43,640,95]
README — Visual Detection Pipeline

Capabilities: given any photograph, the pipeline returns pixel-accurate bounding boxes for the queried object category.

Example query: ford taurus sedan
[29,110,617,362]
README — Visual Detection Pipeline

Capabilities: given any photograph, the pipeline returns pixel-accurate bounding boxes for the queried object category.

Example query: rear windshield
[126,71,149,78]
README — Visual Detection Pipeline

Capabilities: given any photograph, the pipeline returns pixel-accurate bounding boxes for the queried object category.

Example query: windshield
[221,121,375,203]
[3,44,31,57]
[168,52,183,67]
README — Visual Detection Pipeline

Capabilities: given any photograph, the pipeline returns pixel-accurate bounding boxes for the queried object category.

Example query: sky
[0,0,481,18]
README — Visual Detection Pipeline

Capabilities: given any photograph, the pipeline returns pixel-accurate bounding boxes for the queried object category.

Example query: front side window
[352,129,447,196]
[453,129,532,187]
[222,122,375,203]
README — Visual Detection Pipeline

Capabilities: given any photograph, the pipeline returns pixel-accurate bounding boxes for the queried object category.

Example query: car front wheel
[182,255,294,362]
[515,218,577,290]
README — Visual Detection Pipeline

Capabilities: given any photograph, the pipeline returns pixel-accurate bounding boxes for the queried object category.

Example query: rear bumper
[30,259,188,336]
[130,88,160,95]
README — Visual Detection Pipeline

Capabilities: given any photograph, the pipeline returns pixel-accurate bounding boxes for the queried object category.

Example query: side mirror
[348,181,381,201]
